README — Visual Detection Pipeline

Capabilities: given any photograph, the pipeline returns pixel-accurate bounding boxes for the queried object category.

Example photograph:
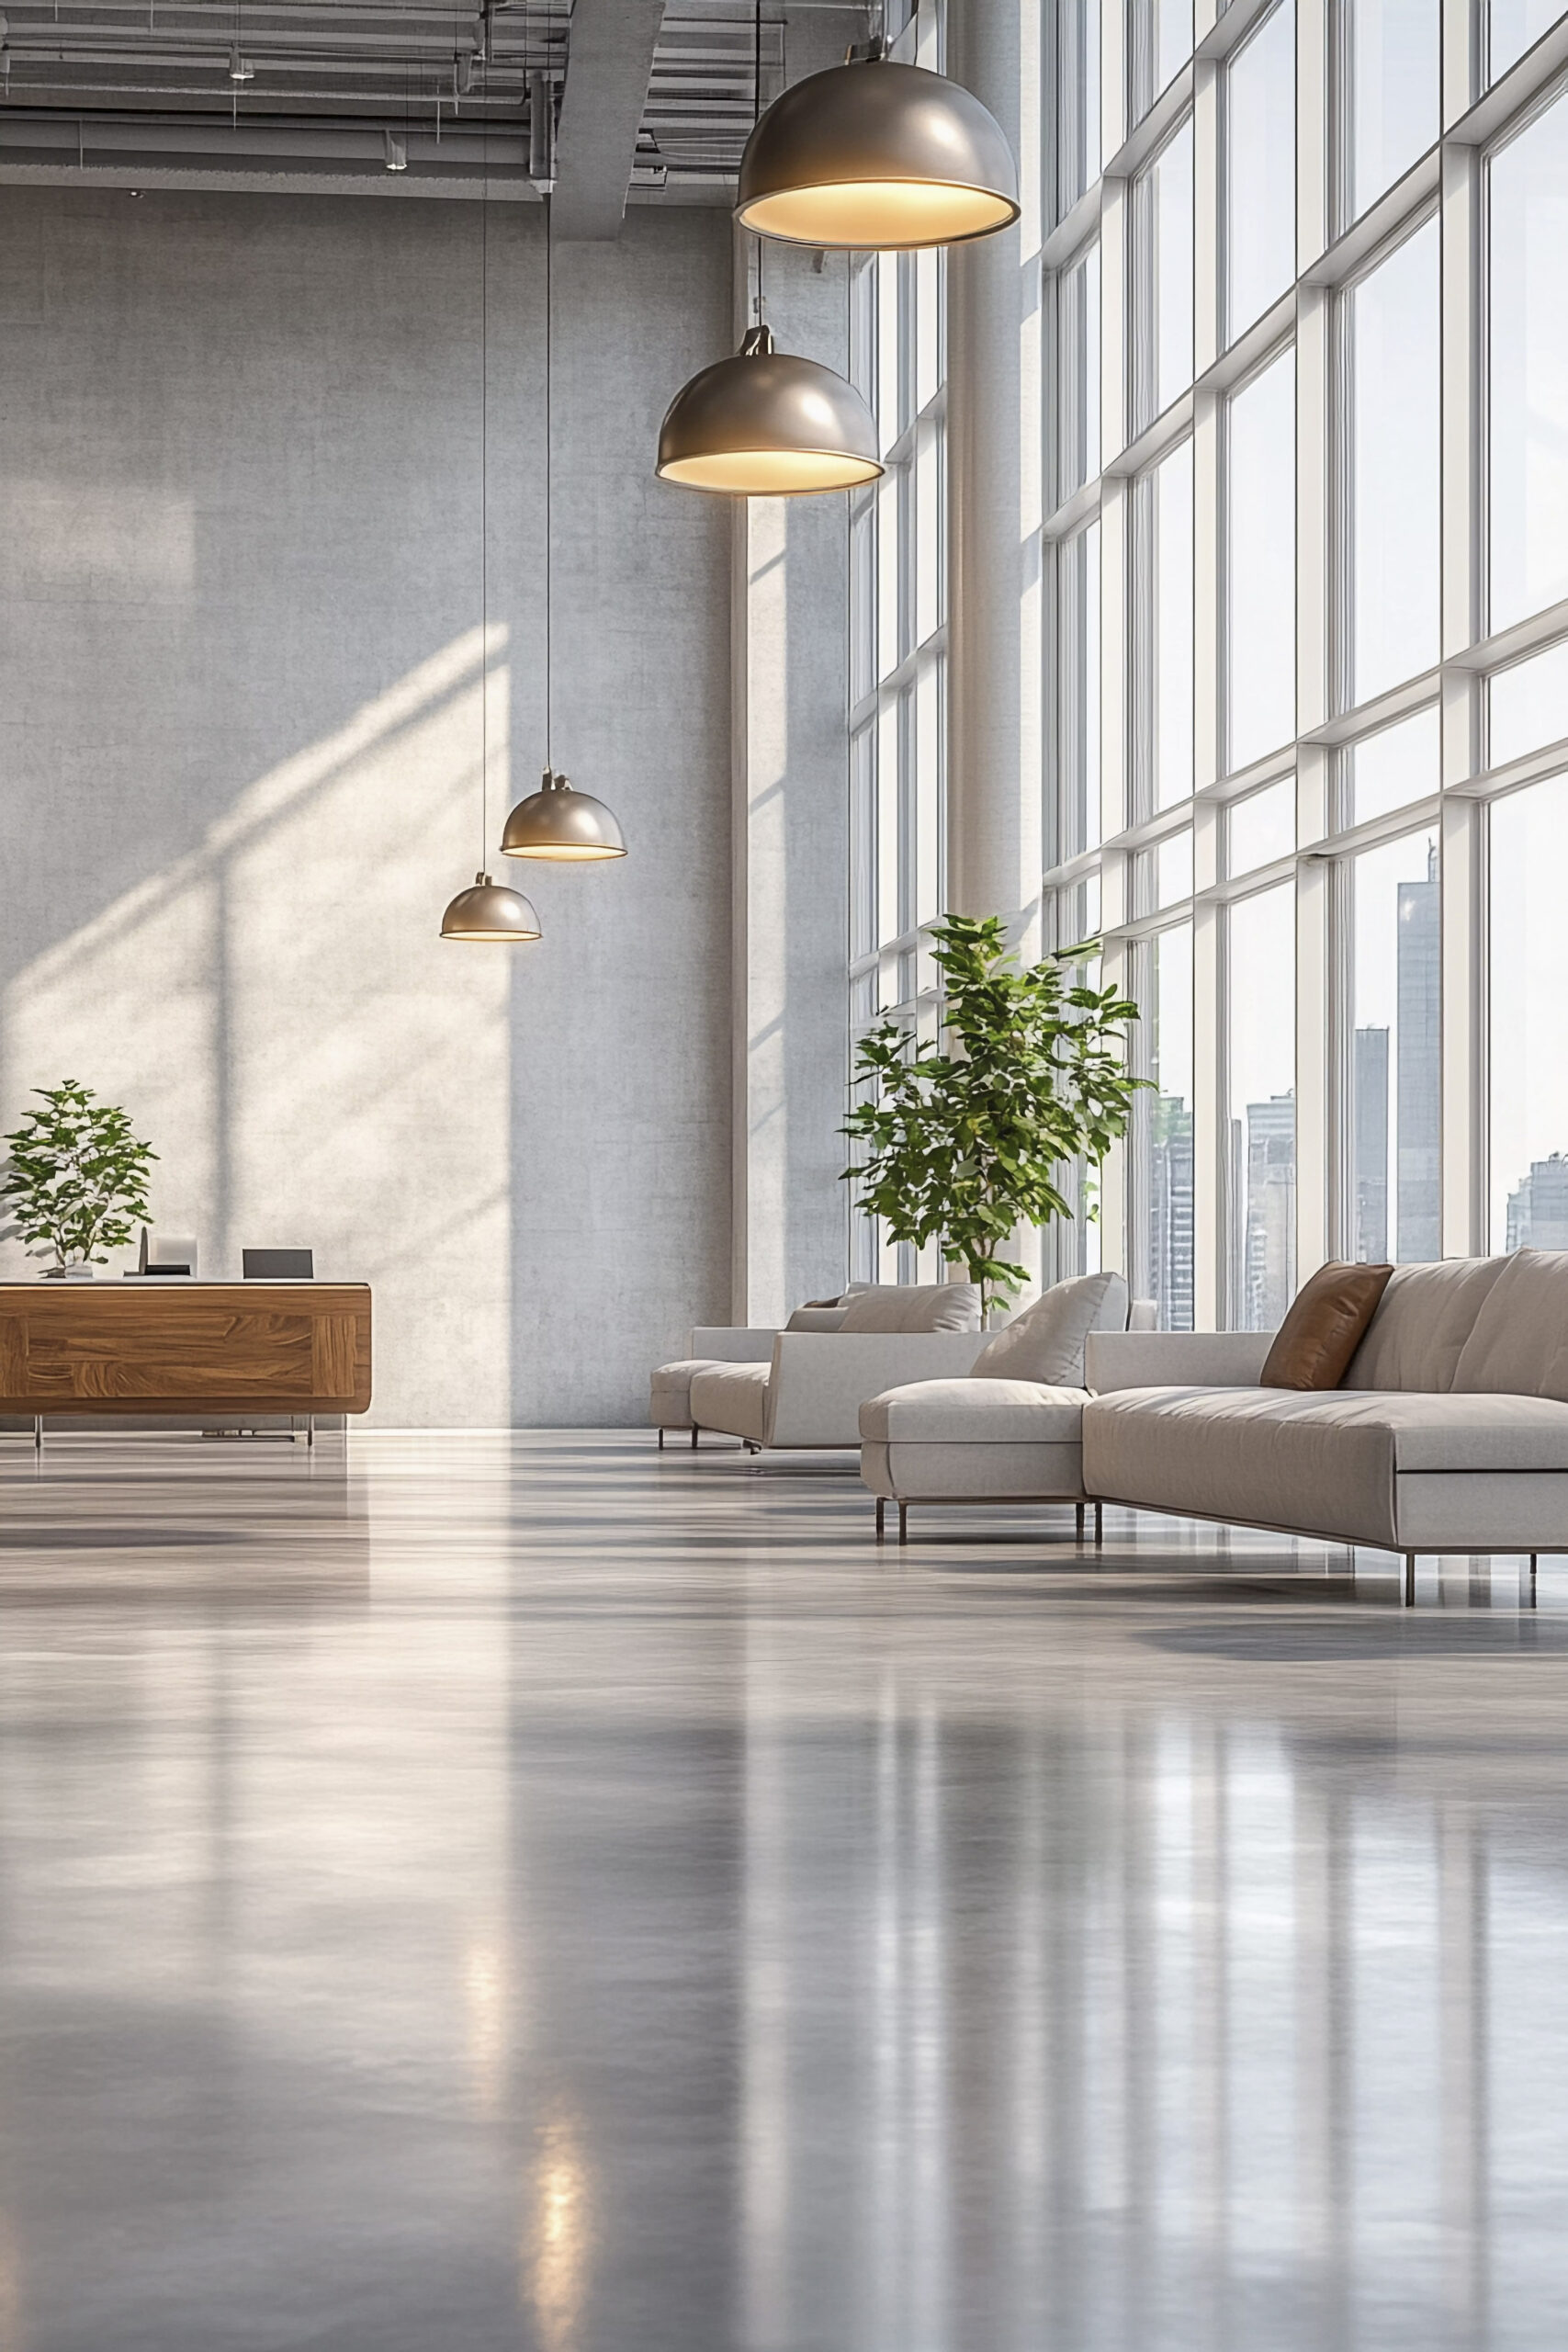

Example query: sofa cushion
[837,1282,982,1333]
[688,1361,771,1443]
[860,1377,1089,1446]
[650,1358,720,1429]
[862,1437,1086,1502]
[1260,1260,1393,1388]
[1451,1249,1568,1401]
[1341,1255,1508,1392]
[1083,1385,1568,1549]
[970,1271,1129,1387]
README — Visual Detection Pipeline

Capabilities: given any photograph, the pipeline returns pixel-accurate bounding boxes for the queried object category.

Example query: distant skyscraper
[1244,1091,1295,1329]
[1149,1094,1194,1329]
[1396,844,1441,1261]
[1354,1026,1389,1262]
[1506,1153,1568,1250]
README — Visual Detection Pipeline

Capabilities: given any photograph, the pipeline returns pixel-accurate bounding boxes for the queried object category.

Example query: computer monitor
[242,1249,314,1280]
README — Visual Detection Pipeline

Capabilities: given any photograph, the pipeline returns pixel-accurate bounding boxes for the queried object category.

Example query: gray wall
[0,187,734,1423]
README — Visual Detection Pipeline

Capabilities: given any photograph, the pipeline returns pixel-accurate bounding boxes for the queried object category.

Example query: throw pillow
[969,1270,1129,1388]
[785,1305,852,1331]
[1259,1261,1393,1389]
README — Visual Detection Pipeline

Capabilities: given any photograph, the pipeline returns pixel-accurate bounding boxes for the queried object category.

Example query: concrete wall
[0,187,734,1424]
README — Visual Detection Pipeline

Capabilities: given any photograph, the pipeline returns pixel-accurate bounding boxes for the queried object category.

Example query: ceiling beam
[549,0,665,239]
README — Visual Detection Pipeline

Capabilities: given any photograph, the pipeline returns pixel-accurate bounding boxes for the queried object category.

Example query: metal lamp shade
[440,872,542,941]
[502,771,627,861]
[657,326,882,496]
[736,60,1020,251]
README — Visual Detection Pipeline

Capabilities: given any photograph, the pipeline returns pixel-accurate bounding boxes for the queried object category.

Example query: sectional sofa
[861,1252,1568,1604]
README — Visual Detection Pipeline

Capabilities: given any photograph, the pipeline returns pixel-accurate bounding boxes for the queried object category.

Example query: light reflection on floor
[0,1429,1562,2350]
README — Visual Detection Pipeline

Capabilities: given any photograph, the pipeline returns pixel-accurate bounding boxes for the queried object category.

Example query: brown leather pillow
[1259,1261,1394,1390]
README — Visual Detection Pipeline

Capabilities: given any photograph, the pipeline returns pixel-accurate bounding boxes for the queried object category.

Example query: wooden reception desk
[0,1283,371,1418]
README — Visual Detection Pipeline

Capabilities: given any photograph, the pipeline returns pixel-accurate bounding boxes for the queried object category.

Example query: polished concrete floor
[0,1430,1564,2349]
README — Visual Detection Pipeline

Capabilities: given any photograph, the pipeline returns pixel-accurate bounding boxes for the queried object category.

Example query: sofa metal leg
[1094,1501,1103,1547]
[691,1425,700,1451]
[33,1416,42,1455]
[1404,1553,1417,1608]
[898,1502,908,1547]
[1075,1501,1085,1544]
[875,1498,885,1543]
[1530,1554,1539,1609]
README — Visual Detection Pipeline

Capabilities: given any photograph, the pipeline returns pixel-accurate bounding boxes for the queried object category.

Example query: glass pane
[1227,350,1297,772]
[1490,775,1568,1247]
[1491,0,1560,84]
[1228,881,1296,1329]
[851,729,877,960]
[1055,243,1102,505]
[1056,0,1103,218]
[1131,0,1195,119]
[1136,439,1196,812]
[1156,828,1194,905]
[1147,923,1196,1329]
[1348,706,1439,823]
[1226,0,1296,344]
[1347,219,1441,705]
[1490,638,1568,766]
[1351,832,1441,1265]
[1134,119,1195,426]
[1489,93,1568,634]
[1055,522,1103,861]
[1345,0,1439,220]
[1228,775,1295,874]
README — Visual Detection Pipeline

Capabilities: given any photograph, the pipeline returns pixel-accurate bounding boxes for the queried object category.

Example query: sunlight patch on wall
[2,628,513,1425]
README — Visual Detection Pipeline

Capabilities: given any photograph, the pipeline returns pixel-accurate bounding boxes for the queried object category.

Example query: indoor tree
[1,1080,157,1273]
[841,914,1145,1316]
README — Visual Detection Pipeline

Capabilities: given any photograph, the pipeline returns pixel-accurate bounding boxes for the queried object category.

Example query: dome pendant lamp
[657,316,882,496]
[442,141,542,944]
[736,40,1020,253]
[502,198,627,863]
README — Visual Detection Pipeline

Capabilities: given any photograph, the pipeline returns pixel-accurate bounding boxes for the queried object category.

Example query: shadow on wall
[0,628,513,1425]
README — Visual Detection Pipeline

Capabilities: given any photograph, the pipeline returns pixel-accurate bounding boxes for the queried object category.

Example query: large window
[881,0,1568,1328]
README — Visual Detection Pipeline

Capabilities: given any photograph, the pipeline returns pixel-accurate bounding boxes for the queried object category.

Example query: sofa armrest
[765,1331,989,1447]
[1084,1329,1276,1393]
[687,1328,778,1362]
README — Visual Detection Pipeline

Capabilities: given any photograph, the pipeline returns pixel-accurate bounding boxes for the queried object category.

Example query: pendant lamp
[441,873,542,940]
[442,142,543,944]
[657,320,882,496]
[502,768,626,861]
[736,49,1019,252]
[502,196,628,859]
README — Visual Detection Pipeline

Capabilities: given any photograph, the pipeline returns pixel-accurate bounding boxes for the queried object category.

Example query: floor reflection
[0,1432,1561,2349]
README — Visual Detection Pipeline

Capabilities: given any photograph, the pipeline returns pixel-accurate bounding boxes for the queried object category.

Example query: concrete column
[729,232,852,1326]
[946,0,1043,956]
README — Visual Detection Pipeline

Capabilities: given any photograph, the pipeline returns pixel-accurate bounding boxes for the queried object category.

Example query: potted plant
[1,1081,157,1279]
[841,913,1146,1318]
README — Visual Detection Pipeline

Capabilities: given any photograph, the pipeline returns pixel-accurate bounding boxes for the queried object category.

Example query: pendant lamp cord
[481,130,490,865]
[546,189,553,775]
[753,0,764,326]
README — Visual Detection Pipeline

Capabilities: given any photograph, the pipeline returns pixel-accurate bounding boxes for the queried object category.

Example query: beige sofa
[1084,1252,1568,1602]
[859,1271,1150,1540]
[652,1283,985,1452]
[862,1251,1568,1604]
